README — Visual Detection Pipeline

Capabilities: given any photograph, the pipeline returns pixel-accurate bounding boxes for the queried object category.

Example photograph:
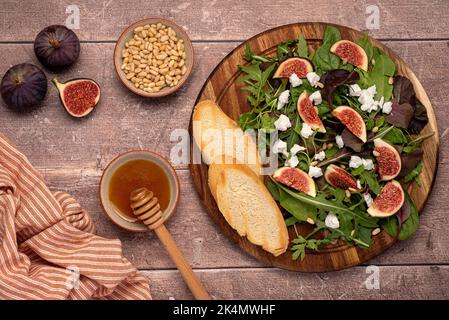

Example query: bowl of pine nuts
[114,18,194,97]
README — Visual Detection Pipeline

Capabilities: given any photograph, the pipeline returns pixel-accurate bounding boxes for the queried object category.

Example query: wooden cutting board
[189,23,439,272]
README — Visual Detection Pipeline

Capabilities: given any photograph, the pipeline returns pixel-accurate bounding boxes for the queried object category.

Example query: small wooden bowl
[114,18,194,98]
[99,150,180,232]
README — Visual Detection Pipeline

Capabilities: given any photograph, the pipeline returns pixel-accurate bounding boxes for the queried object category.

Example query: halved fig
[367,180,404,217]
[52,78,100,117]
[373,138,402,181]
[273,57,313,79]
[332,106,367,142]
[273,167,316,197]
[297,91,326,133]
[330,40,368,71]
[324,164,359,191]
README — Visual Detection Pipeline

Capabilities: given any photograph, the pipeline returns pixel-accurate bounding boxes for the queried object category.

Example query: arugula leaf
[312,26,342,73]
[273,179,379,227]
[382,127,407,144]
[239,62,276,108]
[404,161,422,185]
[360,170,382,195]
[297,34,308,58]
[355,33,374,63]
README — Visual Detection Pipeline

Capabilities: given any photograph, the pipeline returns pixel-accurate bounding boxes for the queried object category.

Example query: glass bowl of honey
[99,150,180,232]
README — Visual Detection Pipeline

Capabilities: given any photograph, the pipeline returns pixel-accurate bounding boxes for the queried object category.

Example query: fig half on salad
[237,26,432,261]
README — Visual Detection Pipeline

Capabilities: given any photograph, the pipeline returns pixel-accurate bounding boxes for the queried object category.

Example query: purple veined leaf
[385,102,414,128]
[341,128,364,152]
[321,69,359,107]
[395,196,411,236]
[398,149,423,178]
[408,101,429,134]
[393,75,416,106]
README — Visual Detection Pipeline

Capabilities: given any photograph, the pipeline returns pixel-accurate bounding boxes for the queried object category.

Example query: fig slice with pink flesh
[367,180,404,217]
[373,138,402,181]
[332,106,367,142]
[52,78,101,118]
[273,57,313,79]
[273,167,316,197]
[324,164,359,192]
[297,91,326,133]
[330,40,368,71]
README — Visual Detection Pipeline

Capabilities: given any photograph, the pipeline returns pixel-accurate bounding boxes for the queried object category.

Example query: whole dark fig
[1,63,47,112]
[34,25,80,68]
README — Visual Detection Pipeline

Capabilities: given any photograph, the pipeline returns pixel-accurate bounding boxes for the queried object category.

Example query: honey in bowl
[108,159,170,222]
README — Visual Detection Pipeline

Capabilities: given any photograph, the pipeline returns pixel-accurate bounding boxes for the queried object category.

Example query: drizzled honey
[108,159,170,221]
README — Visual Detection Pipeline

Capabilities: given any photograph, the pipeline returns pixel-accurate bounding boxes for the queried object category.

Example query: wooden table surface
[1,0,448,299]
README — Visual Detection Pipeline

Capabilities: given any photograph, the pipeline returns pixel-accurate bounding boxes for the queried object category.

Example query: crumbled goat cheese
[300,122,314,138]
[349,156,374,170]
[306,72,320,87]
[289,73,302,87]
[382,101,393,114]
[363,193,373,207]
[309,90,322,105]
[358,85,378,113]
[335,134,344,149]
[308,165,323,178]
[366,85,377,96]
[325,213,340,229]
[349,84,362,96]
[314,151,326,161]
[349,156,363,169]
[274,114,292,131]
[290,144,306,155]
[362,158,374,170]
[272,139,288,156]
[277,90,290,109]
[285,155,299,168]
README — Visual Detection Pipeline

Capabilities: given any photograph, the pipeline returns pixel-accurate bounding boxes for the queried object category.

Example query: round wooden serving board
[189,23,439,272]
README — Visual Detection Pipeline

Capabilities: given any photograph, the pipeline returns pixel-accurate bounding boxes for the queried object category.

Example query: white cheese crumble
[314,150,326,161]
[349,84,362,97]
[272,139,288,156]
[349,156,374,170]
[362,158,374,170]
[300,122,314,138]
[289,73,302,87]
[290,144,306,155]
[285,155,299,168]
[335,134,344,149]
[358,85,379,113]
[308,165,323,178]
[363,193,373,207]
[306,72,320,87]
[277,90,290,110]
[349,156,363,169]
[382,101,393,114]
[357,180,362,190]
[274,114,292,131]
[309,90,322,105]
[325,213,340,229]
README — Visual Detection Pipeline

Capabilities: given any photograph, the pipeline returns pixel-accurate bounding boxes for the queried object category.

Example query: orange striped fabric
[0,133,151,300]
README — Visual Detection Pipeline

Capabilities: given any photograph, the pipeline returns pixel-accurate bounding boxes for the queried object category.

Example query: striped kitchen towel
[0,133,151,300]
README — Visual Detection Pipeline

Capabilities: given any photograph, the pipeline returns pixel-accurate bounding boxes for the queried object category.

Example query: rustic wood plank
[143,266,449,299]
[1,41,448,269]
[40,166,449,269]
[1,1,449,42]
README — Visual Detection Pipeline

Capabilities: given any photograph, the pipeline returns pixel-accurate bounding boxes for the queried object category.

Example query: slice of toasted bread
[192,99,262,176]
[208,163,289,256]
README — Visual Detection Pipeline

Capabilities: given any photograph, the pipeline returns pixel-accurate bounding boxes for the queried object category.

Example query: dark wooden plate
[189,23,439,272]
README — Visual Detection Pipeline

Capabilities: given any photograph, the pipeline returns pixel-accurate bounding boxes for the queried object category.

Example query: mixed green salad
[237,26,432,260]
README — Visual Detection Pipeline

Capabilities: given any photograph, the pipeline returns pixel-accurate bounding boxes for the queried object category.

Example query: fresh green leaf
[360,170,382,194]
[297,34,308,58]
[382,127,407,144]
[404,161,422,185]
[355,33,374,62]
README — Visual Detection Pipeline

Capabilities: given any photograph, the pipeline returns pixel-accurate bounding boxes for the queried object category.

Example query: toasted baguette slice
[192,99,262,176]
[208,163,289,256]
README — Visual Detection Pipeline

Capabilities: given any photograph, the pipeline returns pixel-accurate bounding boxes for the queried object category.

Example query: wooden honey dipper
[129,187,211,300]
